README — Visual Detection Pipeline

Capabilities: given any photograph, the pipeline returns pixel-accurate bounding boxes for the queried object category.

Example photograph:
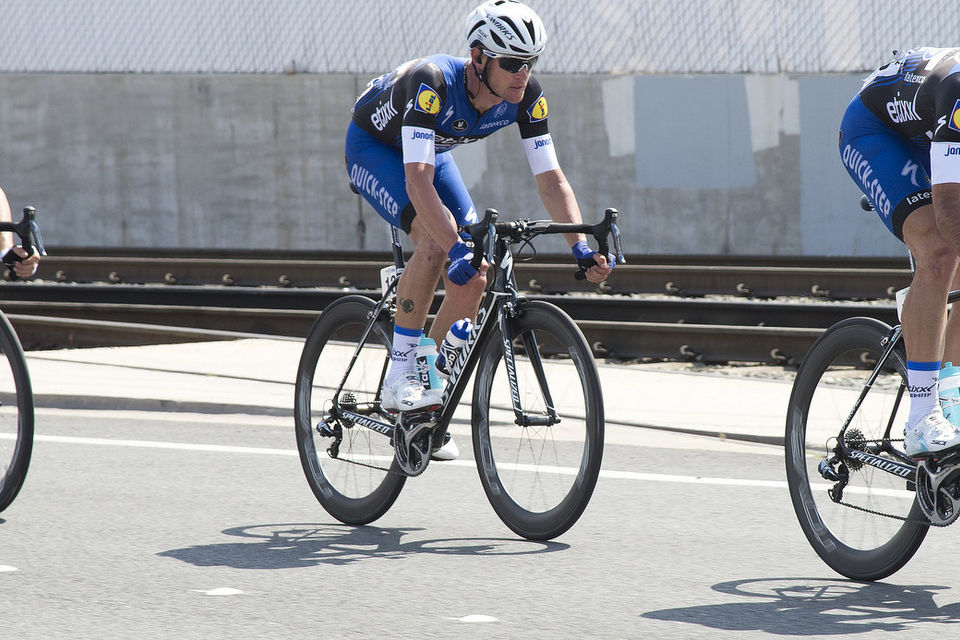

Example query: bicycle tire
[785,317,927,581]
[0,311,34,513]
[294,295,406,525]
[472,300,604,540]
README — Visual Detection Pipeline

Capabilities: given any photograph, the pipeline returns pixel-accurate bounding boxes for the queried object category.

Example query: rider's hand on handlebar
[2,245,39,280]
[448,240,479,285]
[572,240,615,284]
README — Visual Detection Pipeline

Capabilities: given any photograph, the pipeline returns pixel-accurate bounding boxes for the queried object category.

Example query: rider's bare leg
[902,205,956,362]
[427,269,487,347]
[901,204,958,427]
[394,224,444,334]
[943,264,960,365]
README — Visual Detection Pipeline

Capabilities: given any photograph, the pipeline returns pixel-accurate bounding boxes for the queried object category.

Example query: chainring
[916,458,960,526]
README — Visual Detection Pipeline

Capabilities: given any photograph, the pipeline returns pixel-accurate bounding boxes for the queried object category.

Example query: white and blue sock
[385,325,422,386]
[907,360,941,425]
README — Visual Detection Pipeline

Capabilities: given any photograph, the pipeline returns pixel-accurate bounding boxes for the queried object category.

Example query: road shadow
[158,522,567,569]
[642,578,960,635]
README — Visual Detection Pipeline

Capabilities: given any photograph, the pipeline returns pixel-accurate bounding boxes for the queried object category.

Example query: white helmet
[465,1,547,58]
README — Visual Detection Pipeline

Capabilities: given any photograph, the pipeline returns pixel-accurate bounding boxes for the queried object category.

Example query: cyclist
[0,186,39,279]
[839,47,960,456]
[345,0,613,458]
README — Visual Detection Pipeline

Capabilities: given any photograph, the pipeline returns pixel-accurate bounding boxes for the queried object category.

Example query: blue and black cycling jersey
[839,47,960,239]
[856,47,960,144]
[350,54,550,151]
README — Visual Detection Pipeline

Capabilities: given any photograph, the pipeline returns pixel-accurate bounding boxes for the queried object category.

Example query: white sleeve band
[402,125,436,166]
[931,141,960,184]
[522,134,560,175]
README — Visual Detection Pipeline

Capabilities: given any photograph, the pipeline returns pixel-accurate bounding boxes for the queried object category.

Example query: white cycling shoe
[381,372,440,413]
[431,433,459,461]
[904,408,960,457]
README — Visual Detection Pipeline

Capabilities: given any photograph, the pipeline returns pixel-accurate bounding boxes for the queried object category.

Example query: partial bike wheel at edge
[472,301,604,540]
[294,295,406,525]
[785,317,927,581]
[0,312,34,513]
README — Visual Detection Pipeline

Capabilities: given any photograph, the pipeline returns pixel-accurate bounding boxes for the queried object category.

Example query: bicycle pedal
[932,451,960,467]
[399,408,440,425]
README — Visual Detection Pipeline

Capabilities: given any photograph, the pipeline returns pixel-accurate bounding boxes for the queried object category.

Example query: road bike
[0,207,47,513]
[785,197,959,580]
[294,207,624,540]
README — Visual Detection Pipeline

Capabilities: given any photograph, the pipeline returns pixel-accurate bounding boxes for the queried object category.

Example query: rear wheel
[785,317,926,581]
[0,313,34,513]
[472,301,604,540]
[294,296,405,525]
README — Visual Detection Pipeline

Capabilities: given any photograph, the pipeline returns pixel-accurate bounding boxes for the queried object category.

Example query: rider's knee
[443,268,486,294]
[413,239,447,266]
[915,242,959,280]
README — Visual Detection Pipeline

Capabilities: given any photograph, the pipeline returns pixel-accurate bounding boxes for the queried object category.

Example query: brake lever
[29,219,47,257]
[5,207,46,281]
[574,208,625,280]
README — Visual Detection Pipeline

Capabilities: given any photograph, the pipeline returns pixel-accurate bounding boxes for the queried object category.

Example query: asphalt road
[3,407,960,639]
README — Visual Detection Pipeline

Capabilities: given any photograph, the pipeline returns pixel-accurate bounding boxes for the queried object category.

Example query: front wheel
[785,317,926,581]
[472,301,604,540]
[0,313,34,513]
[294,295,406,525]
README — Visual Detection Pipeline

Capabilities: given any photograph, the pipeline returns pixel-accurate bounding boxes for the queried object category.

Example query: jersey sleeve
[932,73,960,144]
[516,77,550,140]
[400,63,446,165]
[516,78,559,175]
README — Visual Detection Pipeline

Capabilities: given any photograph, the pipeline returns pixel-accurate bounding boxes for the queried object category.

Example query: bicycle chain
[835,497,945,526]
[833,437,948,527]
[831,438,950,527]
[327,451,410,477]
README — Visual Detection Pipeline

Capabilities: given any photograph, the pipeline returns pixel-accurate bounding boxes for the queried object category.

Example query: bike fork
[499,306,559,427]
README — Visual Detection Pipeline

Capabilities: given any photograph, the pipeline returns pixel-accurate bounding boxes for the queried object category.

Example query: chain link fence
[0,0,956,75]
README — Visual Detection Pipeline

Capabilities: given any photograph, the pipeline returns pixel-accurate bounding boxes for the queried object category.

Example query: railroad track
[4,253,912,364]
[41,252,912,299]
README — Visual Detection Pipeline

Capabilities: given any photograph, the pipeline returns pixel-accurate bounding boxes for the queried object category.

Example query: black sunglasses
[493,55,537,74]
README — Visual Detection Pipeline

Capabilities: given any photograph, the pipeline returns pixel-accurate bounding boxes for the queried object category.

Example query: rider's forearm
[535,169,586,247]
[405,163,461,250]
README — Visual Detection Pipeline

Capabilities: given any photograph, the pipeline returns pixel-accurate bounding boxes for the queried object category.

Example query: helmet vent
[499,16,525,43]
[522,19,536,43]
[467,20,486,41]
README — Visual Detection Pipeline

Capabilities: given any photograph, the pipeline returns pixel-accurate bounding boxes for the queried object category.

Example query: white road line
[5,432,801,488]
[31,434,298,456]
[2,433,917,497]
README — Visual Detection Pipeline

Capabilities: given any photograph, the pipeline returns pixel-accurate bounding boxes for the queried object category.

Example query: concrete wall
[0,72,906,257]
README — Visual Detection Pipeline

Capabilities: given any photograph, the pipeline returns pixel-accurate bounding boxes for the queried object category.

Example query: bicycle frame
[829,288,960,481]
[324,207,623,444]
[324,220,532,441]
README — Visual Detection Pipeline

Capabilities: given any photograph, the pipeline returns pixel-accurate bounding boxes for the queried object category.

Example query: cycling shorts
[345,123,478,233]
[838,95,932,241]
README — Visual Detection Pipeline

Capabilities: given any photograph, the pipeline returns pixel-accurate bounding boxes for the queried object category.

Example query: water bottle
[940,362,960,427]
[435,318,473,377]
[416,335,442,398]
